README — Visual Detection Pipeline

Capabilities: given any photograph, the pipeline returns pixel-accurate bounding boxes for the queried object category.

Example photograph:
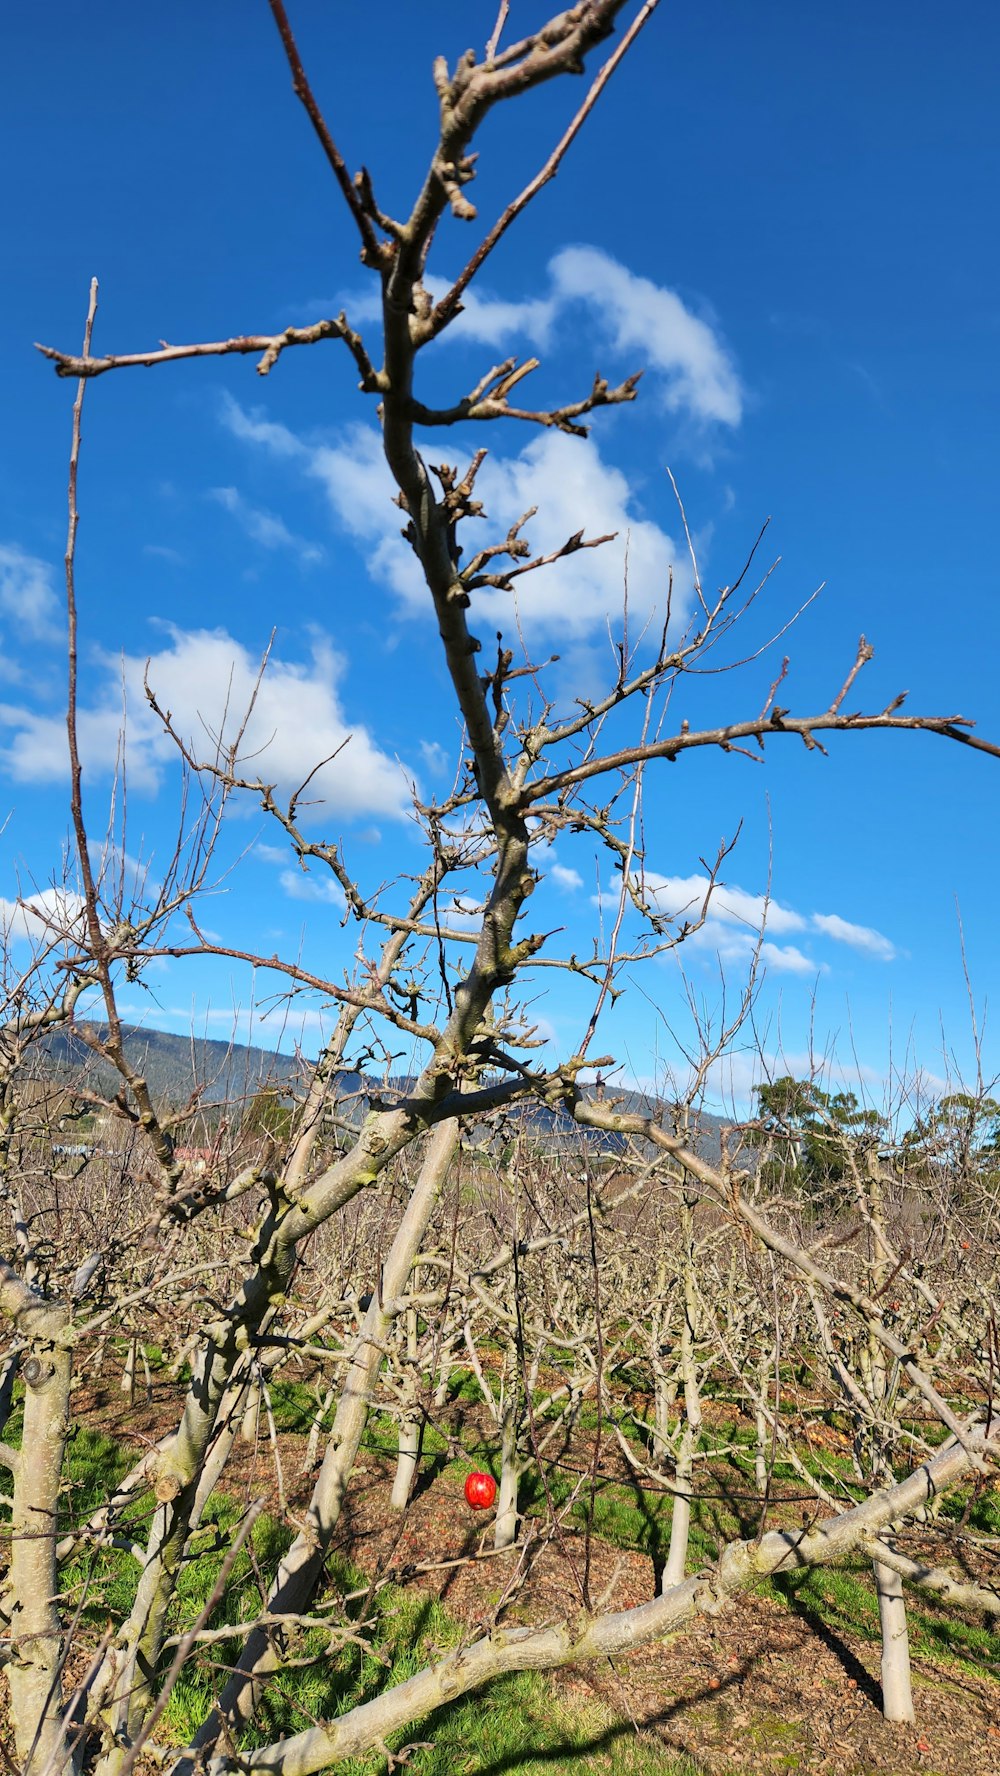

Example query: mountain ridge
[31,1022,727,1157]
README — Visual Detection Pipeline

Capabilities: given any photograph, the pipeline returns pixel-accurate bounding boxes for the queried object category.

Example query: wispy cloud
[143,543,186,566]
[88,841,161,907]
[220,396,692,644]
[0,888,87,946]
[419,739,450,778]
[278,866,345,908]
[619,870,895,976]
[551,863,583,892]
[332,244,743,429]
[209,486,323,565]
[0,544,61,642]
[758,941,819,976]
[643,872,806,936]
[810,911,896,961]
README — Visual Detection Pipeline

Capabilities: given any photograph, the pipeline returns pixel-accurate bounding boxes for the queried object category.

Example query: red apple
[464,1471,497,1510]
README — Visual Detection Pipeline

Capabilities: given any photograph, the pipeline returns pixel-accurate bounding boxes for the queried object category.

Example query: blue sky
[2,1,999,1113]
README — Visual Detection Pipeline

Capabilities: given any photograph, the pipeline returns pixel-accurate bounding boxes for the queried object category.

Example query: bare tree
[1,4,997,1771]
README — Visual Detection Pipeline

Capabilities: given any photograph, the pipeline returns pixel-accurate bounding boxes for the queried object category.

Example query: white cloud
[643,872,806,936]
[218,397,303,460]
[759,941,821,975]
[0,888,87,946]
[424,279,554,349]
[0,544,61,641]
[278,866,345,908]
[217,398,417,600]
[473,432,685,639]
[439,895,488,931]
[553,248,742,427]
[307,426,409,550]
[0,699,129,786]
[209,487,323,565]
[220,397,691,644]
[0,627,414,822]
[666,919,823,976]
[320,244,742,428]
[419,740,450,778]
[143,543,185,565]
[694,1048,817,1114]
[551,863,583,892]
[424,246,742,427]
[88,841,161,906]
[625,870,894,978]
[811,911,896,962]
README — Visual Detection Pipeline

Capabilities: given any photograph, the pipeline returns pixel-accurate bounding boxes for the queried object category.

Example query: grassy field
[5,1357,998,1775]
[56,1420,714,1774]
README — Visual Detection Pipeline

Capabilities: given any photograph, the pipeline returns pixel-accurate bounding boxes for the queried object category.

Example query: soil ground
[72,1378,1000,1776]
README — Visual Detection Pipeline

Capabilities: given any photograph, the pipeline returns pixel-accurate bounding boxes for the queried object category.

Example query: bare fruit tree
[3,4,999,1772]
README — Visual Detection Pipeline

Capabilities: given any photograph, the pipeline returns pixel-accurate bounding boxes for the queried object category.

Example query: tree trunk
[190,1115,462,1755]
[663,1446,692,1590]
[391,1304,421,1510]
[390,1417,420,1510]
[433,1330,459,1409]
[4,1317,73,1774]
[652,1363,676,1457]
[874,1556,915,1723]
[493,1408,519,1550]
[120,1336,136,1399]
[239,1373,261,1444]
[664,1197,702,1590]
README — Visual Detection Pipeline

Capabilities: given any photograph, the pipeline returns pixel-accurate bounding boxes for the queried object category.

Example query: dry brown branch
[266,0,386,265]
[36,313,380,384]
[485,2,511,63]
[523,664,1000,802]
[430,0,662,337]
[409,368,642,437]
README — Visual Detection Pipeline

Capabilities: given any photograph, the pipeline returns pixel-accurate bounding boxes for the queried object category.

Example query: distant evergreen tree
[749,1074,883,1195]
[903,1091,1000,1199]
[243,1088,293,1144]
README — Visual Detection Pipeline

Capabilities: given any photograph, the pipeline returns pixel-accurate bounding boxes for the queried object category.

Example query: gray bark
[390,1304,421,1510]
[663,1201,702,1590]
[873,1555,915,1724]
[0,1294,72,1774]
[493,1408,520,1550]
[182,1114,461,1764]
[390,1416,421,1511]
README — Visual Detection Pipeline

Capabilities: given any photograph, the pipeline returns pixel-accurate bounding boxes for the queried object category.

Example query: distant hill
[34,1023,311,1108]
[31,1023,728,1159]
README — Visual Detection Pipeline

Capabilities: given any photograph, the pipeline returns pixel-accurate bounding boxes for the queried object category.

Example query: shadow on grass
[415,1676,734,1776]
[770,1571,882,1709]
[410,1446,453,1501]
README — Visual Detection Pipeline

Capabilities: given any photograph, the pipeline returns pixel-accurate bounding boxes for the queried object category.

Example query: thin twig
[485,2,510,62]
[430,0,662,335]
[37,314,380,383]
[266,0,383,263]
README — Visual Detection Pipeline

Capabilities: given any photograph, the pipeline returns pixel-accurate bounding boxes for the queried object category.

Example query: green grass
[771,1563,1000,1684]
[50,1425,714,1770]
[379,1676,721,1776]
[4,1411,720,1771]
[4,1369,998,1772]
[166,1576,721,1772]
